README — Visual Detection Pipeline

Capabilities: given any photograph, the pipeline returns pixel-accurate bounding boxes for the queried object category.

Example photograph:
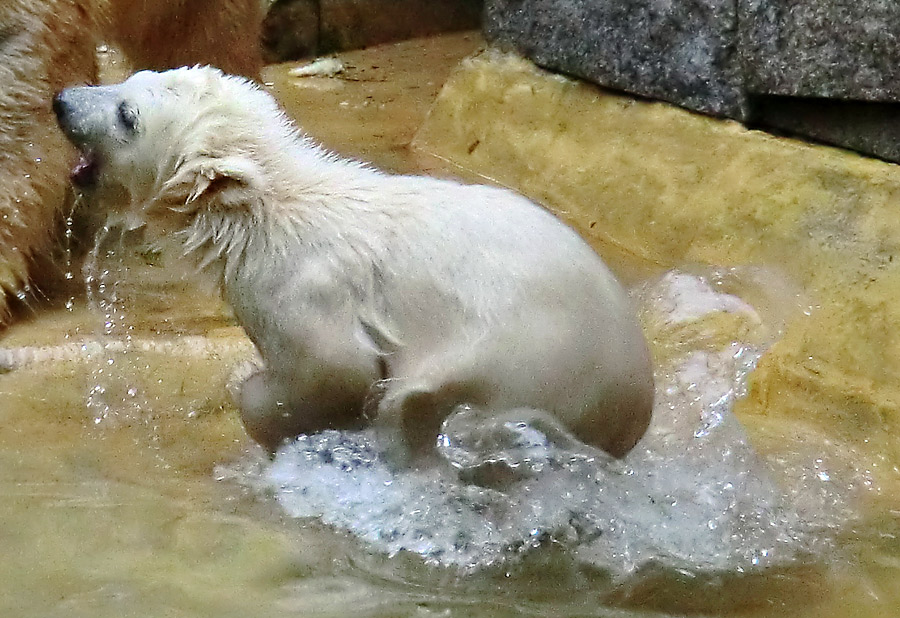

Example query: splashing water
[221,270,853,575]
[81,219,151,426]
[63,198,78,312]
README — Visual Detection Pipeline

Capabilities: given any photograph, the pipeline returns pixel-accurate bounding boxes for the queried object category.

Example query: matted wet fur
[54,67,654,463]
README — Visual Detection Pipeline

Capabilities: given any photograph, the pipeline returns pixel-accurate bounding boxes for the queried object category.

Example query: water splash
[220,270,854,575]
[63,197,79,312]
[80,219,151,427]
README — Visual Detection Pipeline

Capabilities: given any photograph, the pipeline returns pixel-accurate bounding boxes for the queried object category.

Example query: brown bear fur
[106,0,263,79]
[0,0,99,320]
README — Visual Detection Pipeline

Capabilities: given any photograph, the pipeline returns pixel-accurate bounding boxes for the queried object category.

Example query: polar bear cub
[53,67,654,461]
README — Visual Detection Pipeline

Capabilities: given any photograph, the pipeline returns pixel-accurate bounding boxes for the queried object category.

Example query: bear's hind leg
[375,370,485,468]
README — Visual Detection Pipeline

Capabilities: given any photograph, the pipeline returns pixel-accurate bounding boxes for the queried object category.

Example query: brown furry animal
[0,0,98,319]
[105,0,263,78]
[0,0,263,323]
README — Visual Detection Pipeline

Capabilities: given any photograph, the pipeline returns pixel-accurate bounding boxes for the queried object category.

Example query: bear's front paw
[236,369,295,453]
[226,358,264,404]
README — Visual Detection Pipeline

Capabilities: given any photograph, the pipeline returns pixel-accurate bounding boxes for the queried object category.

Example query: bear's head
[54,66,291,229]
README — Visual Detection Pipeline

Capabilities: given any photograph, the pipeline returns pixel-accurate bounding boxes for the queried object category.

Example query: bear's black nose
[52,92,69,121]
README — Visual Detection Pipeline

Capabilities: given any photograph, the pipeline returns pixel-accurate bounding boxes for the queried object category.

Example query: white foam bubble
[653,271,760,326]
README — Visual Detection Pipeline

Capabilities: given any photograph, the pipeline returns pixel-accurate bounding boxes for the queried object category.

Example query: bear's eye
[117,101,138,134]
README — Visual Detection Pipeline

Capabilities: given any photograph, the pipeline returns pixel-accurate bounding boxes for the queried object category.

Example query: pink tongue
[71,151,98,187]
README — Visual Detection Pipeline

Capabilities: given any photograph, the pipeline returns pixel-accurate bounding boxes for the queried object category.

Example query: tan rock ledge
[414,49,900,487]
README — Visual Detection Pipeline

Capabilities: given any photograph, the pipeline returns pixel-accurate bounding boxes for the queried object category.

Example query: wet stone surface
[263,0,482,61]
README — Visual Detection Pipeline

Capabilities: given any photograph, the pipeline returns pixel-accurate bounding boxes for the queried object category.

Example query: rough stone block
[483,0,748,119]
[740,0,900,100]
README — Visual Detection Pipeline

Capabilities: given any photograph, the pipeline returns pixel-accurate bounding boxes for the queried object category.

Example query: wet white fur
[57,67,655,462]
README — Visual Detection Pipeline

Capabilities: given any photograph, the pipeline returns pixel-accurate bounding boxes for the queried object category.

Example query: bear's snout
[51,91,69,121]
[53,84,120,149]
[54,87,108,187]
[53,88,92,146]
[52,90,78,136]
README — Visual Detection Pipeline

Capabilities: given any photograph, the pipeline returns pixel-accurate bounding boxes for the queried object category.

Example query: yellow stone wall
[414,50,900,480]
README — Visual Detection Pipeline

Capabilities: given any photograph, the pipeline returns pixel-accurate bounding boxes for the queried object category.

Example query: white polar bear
[53,67,654,462]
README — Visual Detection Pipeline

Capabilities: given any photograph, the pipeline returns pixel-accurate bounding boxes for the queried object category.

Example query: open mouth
[70,149,99,188]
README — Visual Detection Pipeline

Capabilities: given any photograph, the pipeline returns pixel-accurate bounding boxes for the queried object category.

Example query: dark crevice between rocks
[262,0,483,62]
[748,96,900,165]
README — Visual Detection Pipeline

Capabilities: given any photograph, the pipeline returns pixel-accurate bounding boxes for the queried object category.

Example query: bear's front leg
[235,369,289,452]
[235,357,378,452]
[236,369,303,452]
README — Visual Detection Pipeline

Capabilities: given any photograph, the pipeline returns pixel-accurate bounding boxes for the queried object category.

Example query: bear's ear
[163,155,264,212]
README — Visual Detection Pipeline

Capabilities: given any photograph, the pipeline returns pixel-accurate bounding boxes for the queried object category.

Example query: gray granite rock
[740,0,900,101]
[260,0,900,163]
[484,0,749,120]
